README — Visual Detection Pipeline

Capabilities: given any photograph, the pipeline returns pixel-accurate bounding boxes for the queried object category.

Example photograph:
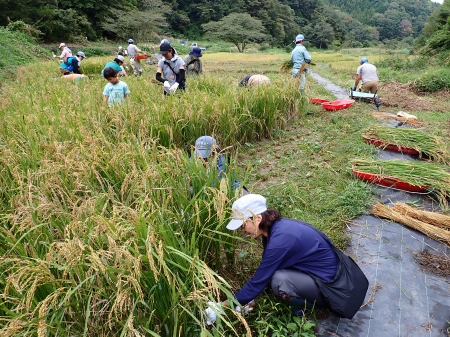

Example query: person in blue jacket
[60,51,86,75]
[291,34,312,93]
[207,194,338,322]
[192,136,247,194]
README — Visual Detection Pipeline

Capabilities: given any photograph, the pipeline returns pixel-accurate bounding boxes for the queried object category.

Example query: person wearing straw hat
[183,47,203,77]
[291,34,312,93]
[205,194,339,324]
[353,57,379,94]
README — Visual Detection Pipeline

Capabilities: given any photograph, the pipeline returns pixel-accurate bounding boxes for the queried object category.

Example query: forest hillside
[0,0,441,49]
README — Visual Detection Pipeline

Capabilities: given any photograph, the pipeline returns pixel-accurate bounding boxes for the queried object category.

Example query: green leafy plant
[252,296,316,337]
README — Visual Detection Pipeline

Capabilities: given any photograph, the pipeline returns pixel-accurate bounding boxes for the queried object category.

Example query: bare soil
[380,81,450,113]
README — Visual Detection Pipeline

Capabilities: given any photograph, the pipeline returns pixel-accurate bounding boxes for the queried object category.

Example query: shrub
[80,47,111,57]
[413,68,450,92]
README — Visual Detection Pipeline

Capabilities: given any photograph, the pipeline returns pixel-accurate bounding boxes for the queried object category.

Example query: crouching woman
[211,194,368,321]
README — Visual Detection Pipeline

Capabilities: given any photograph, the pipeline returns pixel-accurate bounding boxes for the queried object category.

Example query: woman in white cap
[101,56,127,77]
[291,34,312,93]
[205,193,367,323]
[54,43,72,63]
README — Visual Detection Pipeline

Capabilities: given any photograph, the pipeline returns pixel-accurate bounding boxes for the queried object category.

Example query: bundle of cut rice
[280,59,293,73]
[372,202,450,247]
[370,111,422,127]
[352,158,450,207]
[362,125,449,164]
[392,202,450,230]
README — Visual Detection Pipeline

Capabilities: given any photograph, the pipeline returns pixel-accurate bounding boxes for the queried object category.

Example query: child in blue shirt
[102,67,130,108]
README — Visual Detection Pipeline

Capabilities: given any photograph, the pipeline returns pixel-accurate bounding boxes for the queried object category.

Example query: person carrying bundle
[291,34,312,93]
[126,39,143,76]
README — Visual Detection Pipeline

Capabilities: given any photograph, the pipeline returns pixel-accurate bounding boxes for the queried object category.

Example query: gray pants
[271,269,325,307]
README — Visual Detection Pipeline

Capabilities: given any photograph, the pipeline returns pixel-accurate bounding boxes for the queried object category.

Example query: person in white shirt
[353,57,379,94]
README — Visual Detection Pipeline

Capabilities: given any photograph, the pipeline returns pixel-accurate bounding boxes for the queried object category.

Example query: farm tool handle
[298,62,307,78]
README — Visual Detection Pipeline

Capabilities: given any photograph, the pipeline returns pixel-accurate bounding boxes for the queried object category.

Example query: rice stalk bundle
[352,158,450,207]
[372,202,450,247]
[392,202,450,229]
[280,59,293,73]
[362,125,449,164]
[370,111,422,127]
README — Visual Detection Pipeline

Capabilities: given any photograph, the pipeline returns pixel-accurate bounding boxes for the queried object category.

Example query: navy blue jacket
[235,218,338,305]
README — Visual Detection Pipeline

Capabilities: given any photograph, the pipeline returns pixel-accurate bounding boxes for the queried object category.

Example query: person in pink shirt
[54,43,72,63]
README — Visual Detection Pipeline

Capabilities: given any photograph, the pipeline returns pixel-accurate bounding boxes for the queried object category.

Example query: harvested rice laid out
[392,202,450,229]
[352,158,450,207]
[372,202,450,247]
[362,125,449,164]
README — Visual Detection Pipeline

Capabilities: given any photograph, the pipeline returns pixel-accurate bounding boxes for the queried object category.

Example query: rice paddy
[1,47,448,336]
[0,54,303,336]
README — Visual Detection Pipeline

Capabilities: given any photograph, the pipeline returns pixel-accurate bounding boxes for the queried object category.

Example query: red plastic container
[363,137,420,155]
[352,166,427,192]
[309,98,330,104]
[331,99,355,108]
[322,102,347,111]
[135,54,149,60]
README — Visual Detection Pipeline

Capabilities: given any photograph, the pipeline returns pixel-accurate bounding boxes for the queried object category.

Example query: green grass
[0,28,50,83]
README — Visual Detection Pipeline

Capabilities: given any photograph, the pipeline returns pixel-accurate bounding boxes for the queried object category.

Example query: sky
[430,0,443,3]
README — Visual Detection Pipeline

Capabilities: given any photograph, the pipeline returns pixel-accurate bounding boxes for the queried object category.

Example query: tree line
[0,0,441,49]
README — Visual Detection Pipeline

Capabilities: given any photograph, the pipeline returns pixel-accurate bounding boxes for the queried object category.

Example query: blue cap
[294,34,306,43]
[160,39,170,45]
[76,51,86,58]
[360,57,368,63]
[195,136,217,158]
[128,39,134,43]
[189,47,203,57]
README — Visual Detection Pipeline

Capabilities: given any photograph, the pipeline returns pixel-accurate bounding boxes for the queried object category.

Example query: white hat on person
[226,194,267,230]
[59,43,66,48]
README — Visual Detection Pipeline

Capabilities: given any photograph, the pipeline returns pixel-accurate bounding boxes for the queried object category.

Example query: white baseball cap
[226,194,267,230]
[59,43,66,48]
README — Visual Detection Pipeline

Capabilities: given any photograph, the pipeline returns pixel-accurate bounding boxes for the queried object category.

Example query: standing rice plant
[1,59,296,336]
